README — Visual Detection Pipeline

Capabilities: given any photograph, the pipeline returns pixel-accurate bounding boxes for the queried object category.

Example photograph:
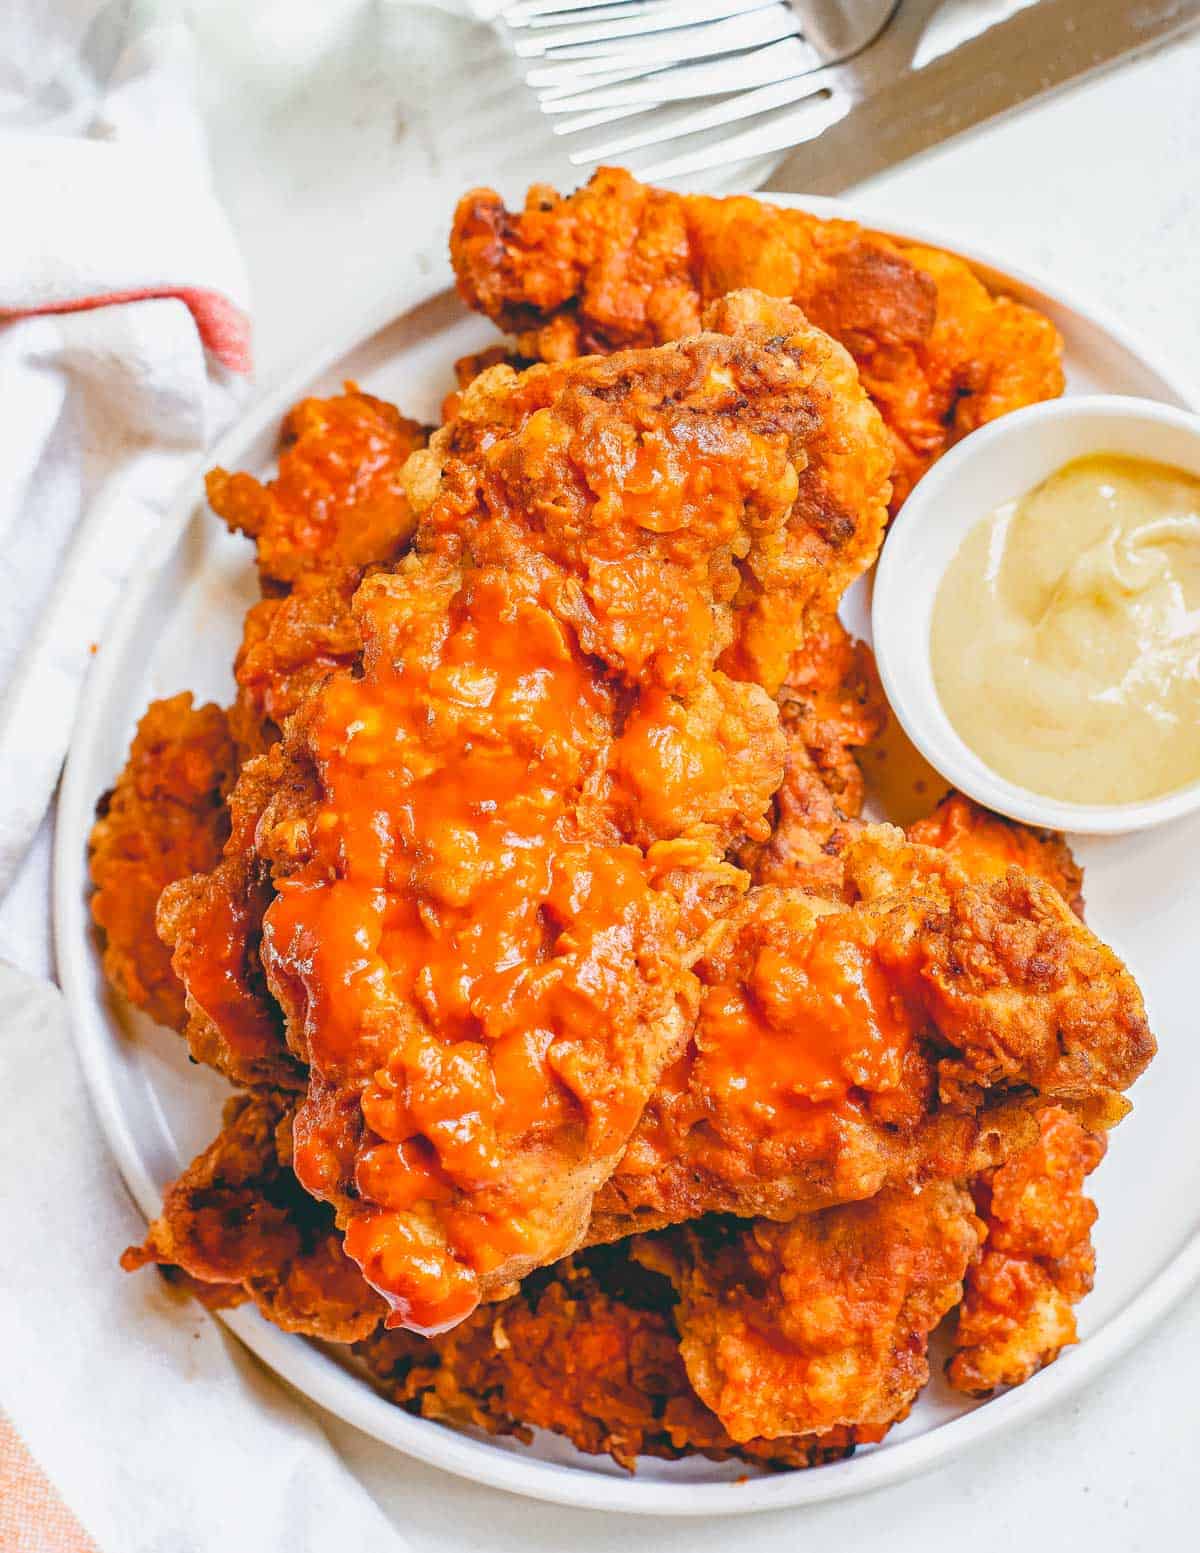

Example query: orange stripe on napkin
[0,1414,97,1553]
[0,286,252,374]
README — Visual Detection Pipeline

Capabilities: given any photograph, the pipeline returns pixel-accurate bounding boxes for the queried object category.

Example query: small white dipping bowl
[872,395,1200,835]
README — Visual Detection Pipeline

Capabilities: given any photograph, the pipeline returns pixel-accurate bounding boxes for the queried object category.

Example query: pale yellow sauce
[932,454,1200,805]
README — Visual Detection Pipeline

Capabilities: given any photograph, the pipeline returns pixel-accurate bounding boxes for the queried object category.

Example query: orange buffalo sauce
[261,564,680,1333]
[700,916,913,1112]
[618,896,922,1191]
[250,356,806,1333]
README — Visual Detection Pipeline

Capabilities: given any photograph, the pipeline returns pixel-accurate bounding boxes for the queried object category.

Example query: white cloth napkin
[0,1,250,958]
[0,960,403,1553]
[0,6,411,1547]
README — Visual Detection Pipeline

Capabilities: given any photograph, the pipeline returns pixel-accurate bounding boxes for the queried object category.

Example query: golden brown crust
[91,391,430,1048]
[948,1105,1105,1395]
[154,391,431,1082]
[88,694,237,1031]
[908,793,1084,917]
[121,1091,385,1342]
[450,167,1064,509]
[635,1182,981,1441]
[592,829,1151,1241]
[234,294,890,1328]
[358,1244,888,1471]
[206,387,426,594]
[156,754,303,1090]
[742,615,886,892]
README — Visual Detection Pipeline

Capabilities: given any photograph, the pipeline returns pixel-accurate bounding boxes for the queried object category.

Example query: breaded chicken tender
[90,391,428,1044]
[635,1182,980,1441]
[450,167,1064,508]
[143,391,427,1073]
[591,828,1152,1241]
[228,293,893,1333]
[206,388,426,594]
[122,1090,384,1343]
[89,694,237,1031]
[948,1105,1105,1395]
[908,791,1084,917]
[359,1244,889,1471]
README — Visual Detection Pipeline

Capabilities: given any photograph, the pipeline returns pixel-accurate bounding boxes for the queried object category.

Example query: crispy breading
[206,387,426,594]
[213,390,428,759]
[227,572,364,759]
[147,391,428,1067]
[450,167,1064,508]
[88,694,237,1031]
[125,1107,887,1472]
[156,755,303,1089]
[359,1244,889,1471]
[90,391,428,1041]
[222,293,894,1332]
[742,615,885,892]
[846,827,1152,1118]
[948,1105,1105,1395]
[121,1091,385,1342]
[591,829,1152,1241]
[908,792,1084,916]
[635,1182,981,1441]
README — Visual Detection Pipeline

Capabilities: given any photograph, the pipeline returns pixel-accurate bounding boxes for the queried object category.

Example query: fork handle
[764,0,1200,195]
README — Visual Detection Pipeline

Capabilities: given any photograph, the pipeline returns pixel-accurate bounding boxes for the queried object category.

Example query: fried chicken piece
[124,1109,884,1470]
[591,828,1152,1240]
[359,1243,888,1471]
[228,571,364,758]
[121,1090,385,1342]
[151,391,430,1071]
[88,694,237,1031]
[157,755,307,1090]
[947,1104,1105,1395]
[212,390,428,758]
[635,1181,981,1441]
[90,391,427,1041]
[743,615,885,892]
[451,167,1064,507]
[206,387,427,594]
[174,292,892,1334]
[908,792,1084,916]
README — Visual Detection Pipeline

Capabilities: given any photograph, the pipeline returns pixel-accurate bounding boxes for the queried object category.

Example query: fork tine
[636,89,846,181]
[515,0,777,54]
[532,7,798,65]
[552,100,665,134]
[537,36,817,110]
[569,72,829,161]
[504,0,641,23]
[528,52,673,87]
[536,62,665,100]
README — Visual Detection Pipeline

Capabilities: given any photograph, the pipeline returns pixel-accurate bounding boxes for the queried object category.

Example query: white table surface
[185,2,1200,1543]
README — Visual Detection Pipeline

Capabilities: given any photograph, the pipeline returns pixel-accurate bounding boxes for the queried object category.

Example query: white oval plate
[54,196,1200,1516]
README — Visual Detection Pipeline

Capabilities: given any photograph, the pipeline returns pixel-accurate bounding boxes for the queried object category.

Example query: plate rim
[53,193,1200,1516]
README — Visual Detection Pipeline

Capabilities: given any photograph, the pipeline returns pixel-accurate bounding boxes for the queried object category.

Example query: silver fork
[496,0,907,179]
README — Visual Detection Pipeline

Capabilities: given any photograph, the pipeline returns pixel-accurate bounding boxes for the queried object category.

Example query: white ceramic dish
[54,196,1200,1516]
[874,395,1200,835]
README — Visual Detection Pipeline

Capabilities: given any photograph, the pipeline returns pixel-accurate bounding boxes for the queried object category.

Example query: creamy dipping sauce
[931,454,1200,805]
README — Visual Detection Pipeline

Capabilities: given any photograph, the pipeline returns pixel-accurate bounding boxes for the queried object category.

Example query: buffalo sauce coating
[258,349,805,1333]
[615,893,922,1187]
[264,565,666,1331]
